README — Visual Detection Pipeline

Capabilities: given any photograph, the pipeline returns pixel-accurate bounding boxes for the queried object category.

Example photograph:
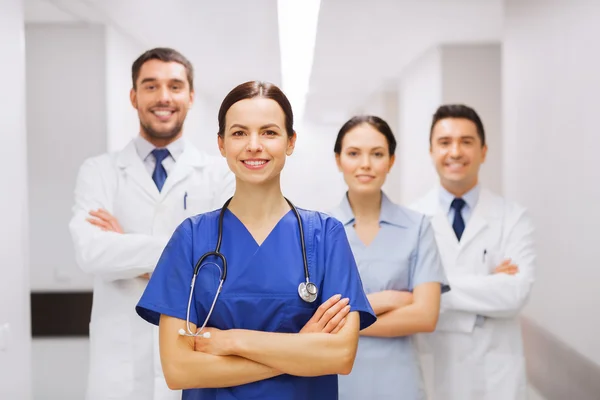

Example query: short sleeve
[136,219,198,326]
[321,220,376,330]
[410,216,450,293]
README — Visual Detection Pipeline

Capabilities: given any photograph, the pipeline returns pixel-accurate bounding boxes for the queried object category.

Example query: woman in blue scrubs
[330,116,449,400]
[135,82,376,400]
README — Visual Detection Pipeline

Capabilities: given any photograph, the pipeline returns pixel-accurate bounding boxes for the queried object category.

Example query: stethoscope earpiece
[178,328,211,338]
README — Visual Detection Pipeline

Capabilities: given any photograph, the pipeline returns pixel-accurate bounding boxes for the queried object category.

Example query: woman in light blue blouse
[330,116,450,400]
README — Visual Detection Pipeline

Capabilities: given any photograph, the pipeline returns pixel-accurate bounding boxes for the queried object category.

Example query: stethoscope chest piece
[298,281,318,303]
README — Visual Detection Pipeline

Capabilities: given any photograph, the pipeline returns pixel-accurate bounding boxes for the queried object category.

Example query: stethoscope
[178,197,318,338]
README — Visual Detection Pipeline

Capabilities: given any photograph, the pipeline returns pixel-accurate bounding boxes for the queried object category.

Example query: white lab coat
[69,139,235,400]
[410,186,535,400]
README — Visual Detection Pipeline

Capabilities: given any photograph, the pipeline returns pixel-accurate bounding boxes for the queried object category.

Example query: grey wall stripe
[522,317,600,400]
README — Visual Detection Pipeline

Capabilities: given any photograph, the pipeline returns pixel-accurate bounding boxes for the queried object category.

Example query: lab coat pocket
[88,315,134,396]
[482,249,502,274]
[276,304,315,333]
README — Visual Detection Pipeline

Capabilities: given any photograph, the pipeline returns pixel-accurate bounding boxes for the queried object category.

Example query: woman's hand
[300,294,350,334]
[194,327,234,356]
[193,294,352,356]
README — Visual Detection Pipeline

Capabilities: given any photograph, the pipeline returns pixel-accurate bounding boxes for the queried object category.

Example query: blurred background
[1,0,599,398]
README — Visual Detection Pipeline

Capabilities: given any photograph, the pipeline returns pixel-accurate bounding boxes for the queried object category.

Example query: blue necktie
[451,198,466,241]
[151,149,170,192]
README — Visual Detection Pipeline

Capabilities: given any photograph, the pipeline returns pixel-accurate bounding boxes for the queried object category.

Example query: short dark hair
[131,47,194,90]
[334,115,397,156]
[217,81,294,137]
[430,104,485,146]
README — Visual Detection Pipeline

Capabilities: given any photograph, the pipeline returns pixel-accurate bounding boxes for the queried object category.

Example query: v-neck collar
[347,224,380,249]
[224,208,294,248]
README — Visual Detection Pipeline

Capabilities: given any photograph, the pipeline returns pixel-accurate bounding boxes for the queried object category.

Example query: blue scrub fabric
[136,207,376,400]
[330,192,450,400]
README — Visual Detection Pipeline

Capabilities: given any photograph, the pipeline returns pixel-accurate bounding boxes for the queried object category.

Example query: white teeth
[153,110,173,116]
[244,160,266,166]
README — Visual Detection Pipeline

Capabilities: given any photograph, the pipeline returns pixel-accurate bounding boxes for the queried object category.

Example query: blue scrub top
[330,192,449,400]
[136,207,376,400]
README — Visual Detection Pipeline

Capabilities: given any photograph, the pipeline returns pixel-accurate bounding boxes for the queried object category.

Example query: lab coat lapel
[431,210,458,246]
[159,140,208,198]
[116,141,160,201]
[417,188,458,246]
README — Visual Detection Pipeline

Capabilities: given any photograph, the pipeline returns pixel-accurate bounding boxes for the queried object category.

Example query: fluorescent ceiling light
[277,0,321,126]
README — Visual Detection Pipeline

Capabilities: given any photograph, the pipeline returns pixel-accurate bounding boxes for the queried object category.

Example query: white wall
[105,27,144,152]
[281,120,346,212]
[184,93,223,157]
[0,0,31,398]
[442,43,503,195]
[504,0,600,365]
[359,89,399,133]
[396,47,443,205]
[26,24,107,291]
[32,338,88,400]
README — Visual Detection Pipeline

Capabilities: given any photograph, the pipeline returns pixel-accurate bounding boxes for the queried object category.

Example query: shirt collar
[134,135,185,162]
[439,183,481,214]
[335,191,407,227]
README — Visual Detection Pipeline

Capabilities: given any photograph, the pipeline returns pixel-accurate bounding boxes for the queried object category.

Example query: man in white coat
[69,48,234,400]
[411,104,536,400]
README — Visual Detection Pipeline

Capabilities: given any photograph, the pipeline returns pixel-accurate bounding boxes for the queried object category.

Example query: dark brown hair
[217,81,294,137]
[334,115,397,156]
[218,81,294,137]
[131,47,194,90]
[430,104,486,147]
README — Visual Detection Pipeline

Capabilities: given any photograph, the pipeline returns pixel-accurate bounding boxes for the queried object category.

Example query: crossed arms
[159,295,360,390]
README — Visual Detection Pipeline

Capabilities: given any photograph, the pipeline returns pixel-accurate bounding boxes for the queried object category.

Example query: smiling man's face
[130,59,194,146]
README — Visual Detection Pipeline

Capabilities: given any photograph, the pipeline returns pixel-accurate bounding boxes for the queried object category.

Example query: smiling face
[218,97,295,186]
[336,123,395,195]
[130,59,194,145]
[430,117,487,196]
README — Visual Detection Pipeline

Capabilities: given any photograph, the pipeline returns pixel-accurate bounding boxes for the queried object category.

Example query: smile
[151,110,175,121]
[242,160,269,169]
[356,175,375,182]
[445,161,467,171]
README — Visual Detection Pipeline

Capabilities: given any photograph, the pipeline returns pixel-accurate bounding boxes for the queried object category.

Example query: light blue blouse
[330,192,449,400]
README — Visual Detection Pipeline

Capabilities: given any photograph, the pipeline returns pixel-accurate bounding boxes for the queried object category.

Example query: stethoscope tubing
[180,197,314,337]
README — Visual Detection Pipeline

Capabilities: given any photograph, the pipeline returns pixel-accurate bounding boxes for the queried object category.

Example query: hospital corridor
[2,0,599,399]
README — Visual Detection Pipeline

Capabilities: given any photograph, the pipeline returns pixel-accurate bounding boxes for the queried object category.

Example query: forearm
[231,331,351,376]
[229,313,360,376]
[443,273,534,318]
[367,292,403,317]
[164,350,281,390]
[367,290,413,316]
[160,315,281,389]
[360,303,437,337]
[70,217,169,280]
